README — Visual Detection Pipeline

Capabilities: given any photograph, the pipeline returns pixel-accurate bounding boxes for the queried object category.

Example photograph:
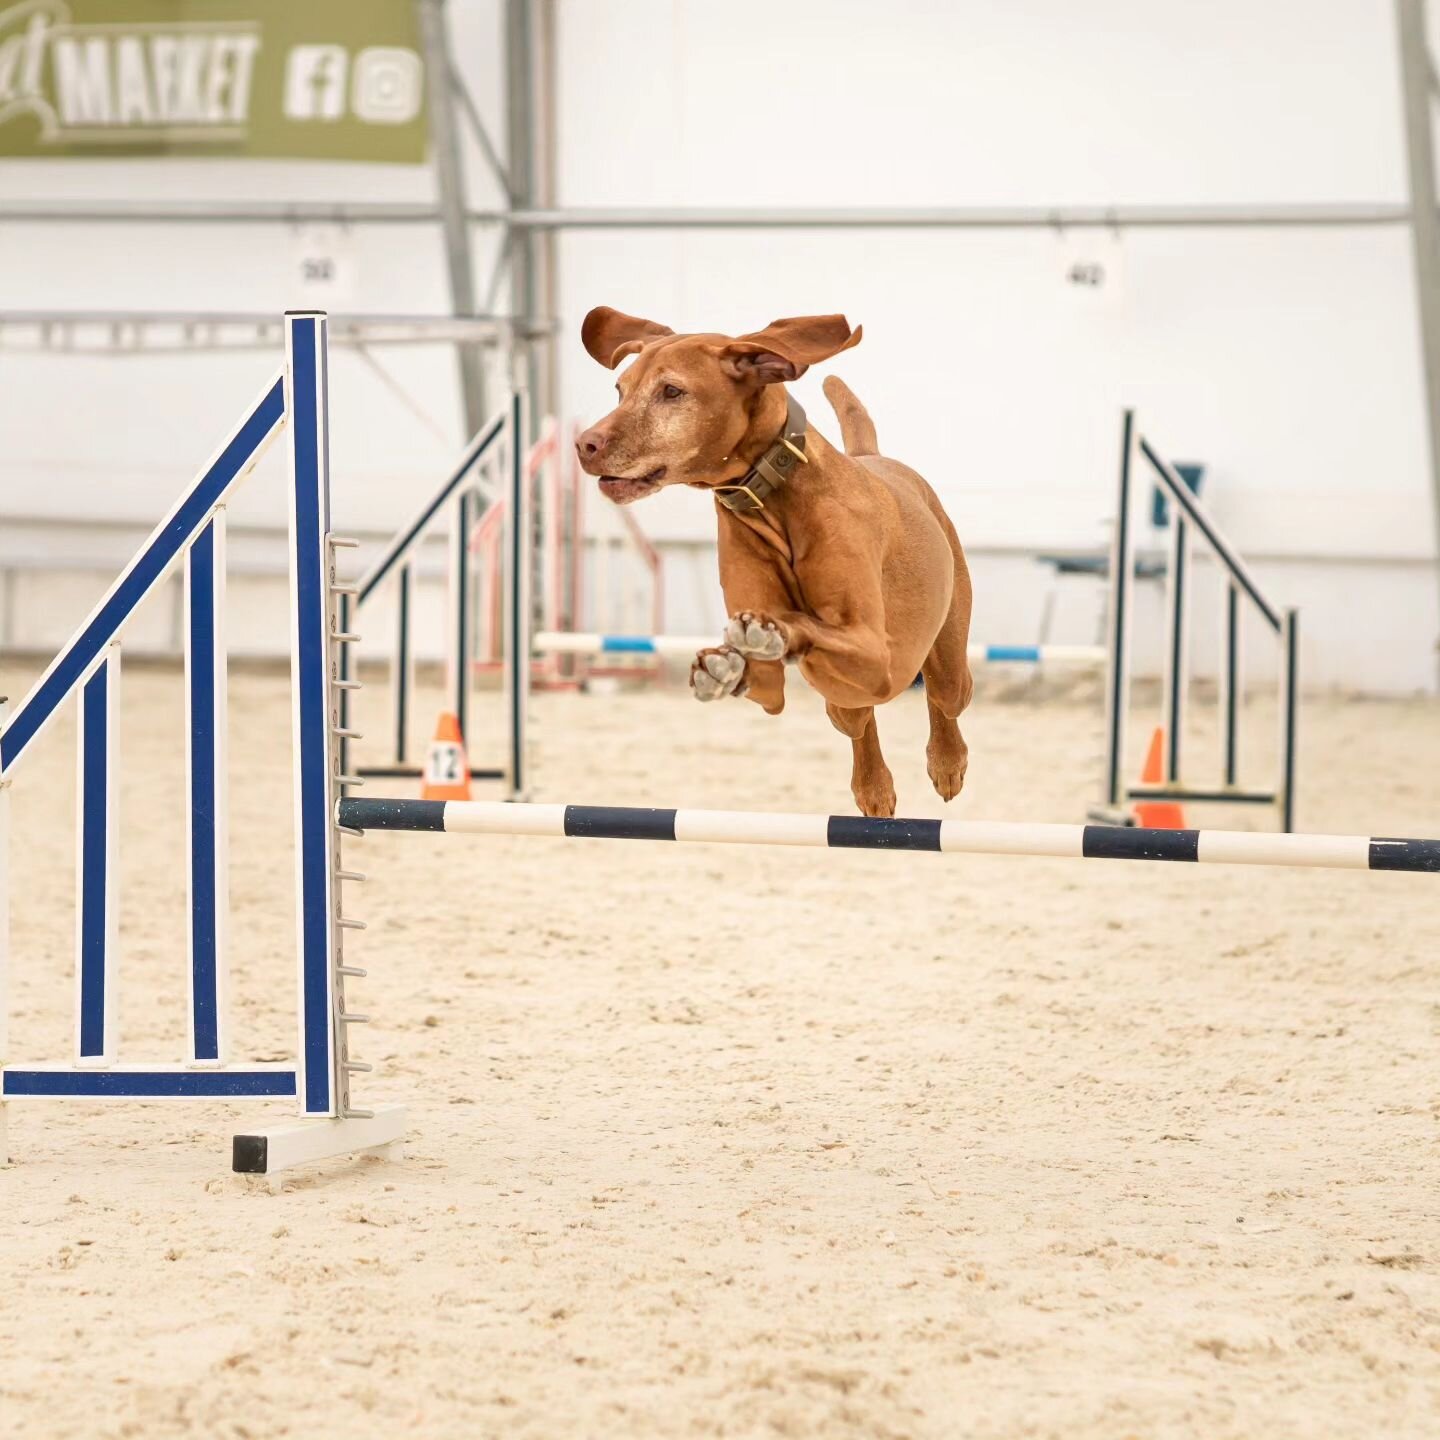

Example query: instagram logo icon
[351,47,423,125]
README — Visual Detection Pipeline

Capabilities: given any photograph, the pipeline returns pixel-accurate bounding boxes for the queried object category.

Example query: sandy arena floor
[1,659,1439,1439]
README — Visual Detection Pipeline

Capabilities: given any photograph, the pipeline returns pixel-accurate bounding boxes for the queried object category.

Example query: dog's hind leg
[920,551,975,803]
[826,703,896,818]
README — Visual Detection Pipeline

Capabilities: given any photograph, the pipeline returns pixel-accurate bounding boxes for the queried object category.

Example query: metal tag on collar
[780,435,808,465]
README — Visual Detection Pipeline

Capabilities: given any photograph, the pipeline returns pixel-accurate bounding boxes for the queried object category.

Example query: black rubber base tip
[232,1134,270,1174]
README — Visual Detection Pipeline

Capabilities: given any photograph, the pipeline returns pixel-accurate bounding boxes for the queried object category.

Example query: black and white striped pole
[337,798,1440,876]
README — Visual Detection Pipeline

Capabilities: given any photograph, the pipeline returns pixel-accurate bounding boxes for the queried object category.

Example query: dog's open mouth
[598,467,666,504]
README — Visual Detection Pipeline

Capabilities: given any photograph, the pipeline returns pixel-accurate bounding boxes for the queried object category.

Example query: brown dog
[575,307,973,817]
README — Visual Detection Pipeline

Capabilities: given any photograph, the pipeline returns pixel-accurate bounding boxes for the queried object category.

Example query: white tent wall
[554,0,1440,695]
[0,0,1436,695]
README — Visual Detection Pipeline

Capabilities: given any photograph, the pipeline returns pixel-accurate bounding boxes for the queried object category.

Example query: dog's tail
[822,375,879,456]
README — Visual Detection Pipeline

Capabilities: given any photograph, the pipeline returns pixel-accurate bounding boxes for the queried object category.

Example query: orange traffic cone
[1134,726,1186,829]
[421,711,472,800]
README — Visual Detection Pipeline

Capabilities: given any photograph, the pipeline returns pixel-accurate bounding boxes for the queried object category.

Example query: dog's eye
[660,384,684,400]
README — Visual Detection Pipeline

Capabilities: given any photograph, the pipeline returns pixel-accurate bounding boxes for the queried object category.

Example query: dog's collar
[713,394,807,513]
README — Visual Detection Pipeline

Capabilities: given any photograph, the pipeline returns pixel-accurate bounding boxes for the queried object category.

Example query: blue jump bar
[2,1069,298,1098]
[587,637,1050,661]
[601,635,662,653]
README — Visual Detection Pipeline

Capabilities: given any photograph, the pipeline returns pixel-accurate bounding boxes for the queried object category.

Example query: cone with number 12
[421,711,471,801]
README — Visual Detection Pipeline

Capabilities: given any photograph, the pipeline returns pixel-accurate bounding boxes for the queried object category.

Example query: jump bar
[354,765,507,781]
[336,799,1440,874]
[532,631,1106,666]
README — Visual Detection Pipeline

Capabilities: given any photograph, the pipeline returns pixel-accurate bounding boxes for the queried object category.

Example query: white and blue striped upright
[0,311,405,1177]
[185,511,227,1064]
[0,365,289,1099]
[284,312,342,1120]
[75,643,119,1063]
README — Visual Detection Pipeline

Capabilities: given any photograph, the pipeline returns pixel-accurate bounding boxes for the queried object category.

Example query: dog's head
[575,307,862,503]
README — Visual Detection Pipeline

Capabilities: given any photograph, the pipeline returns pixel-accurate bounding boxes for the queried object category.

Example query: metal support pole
[1102,411,1136,812]
[393,564,413,767]
[505,389,532,801]
[419,0,488,436]
[1161,512,1189,784]
[1280,609,1300,834]
[337,591,353,787]
[503,0,557,431]
[449,491,474,747]
[1220,580,1241,788]
[1395,0,1440,669]
[504,0,537,410]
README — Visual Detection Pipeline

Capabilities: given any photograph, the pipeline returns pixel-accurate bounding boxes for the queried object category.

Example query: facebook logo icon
[284,46,349,121]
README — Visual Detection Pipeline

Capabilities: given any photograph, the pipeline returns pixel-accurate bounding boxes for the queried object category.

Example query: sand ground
[1,657,1439,1440]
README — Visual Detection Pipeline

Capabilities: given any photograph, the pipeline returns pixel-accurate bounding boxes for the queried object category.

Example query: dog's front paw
[691,645,748,702]
[723,611,787,661]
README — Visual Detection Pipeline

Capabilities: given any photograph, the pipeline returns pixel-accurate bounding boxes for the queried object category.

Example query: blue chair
[1035,463,1205,645]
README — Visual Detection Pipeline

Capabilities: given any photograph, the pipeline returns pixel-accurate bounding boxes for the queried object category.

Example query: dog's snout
[576,426,609,461]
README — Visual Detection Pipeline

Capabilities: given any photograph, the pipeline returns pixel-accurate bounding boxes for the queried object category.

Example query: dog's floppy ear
[581,306,674,369]
[719,314,863,384]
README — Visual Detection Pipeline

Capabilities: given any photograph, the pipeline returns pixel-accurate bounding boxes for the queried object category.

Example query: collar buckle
[715,481,766,511]
[715,395,807,514]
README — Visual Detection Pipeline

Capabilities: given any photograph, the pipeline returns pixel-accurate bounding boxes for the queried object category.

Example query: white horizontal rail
[533,632,1106,666]
[337,799,1440,876]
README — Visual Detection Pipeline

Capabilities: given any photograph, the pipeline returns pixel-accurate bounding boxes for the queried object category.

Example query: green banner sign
[0,0,428,161]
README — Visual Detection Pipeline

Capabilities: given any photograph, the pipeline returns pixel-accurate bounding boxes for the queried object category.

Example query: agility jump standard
[338,799,1440,874]
[346,394,531,795]
[1100,411,1298,831]
[0,312,403,1177]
